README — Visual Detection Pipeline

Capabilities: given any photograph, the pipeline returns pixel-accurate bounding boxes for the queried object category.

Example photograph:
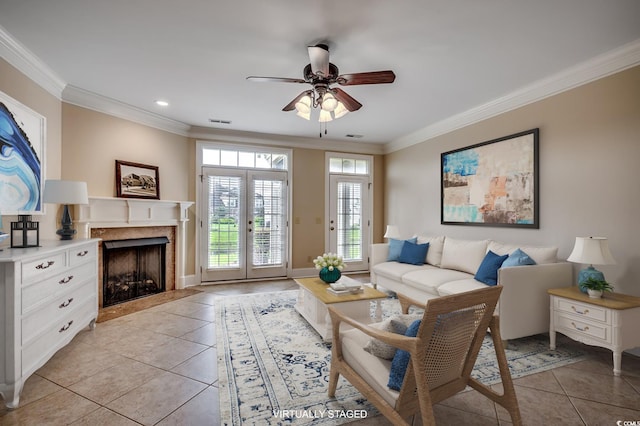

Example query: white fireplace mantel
[76,196,194,288]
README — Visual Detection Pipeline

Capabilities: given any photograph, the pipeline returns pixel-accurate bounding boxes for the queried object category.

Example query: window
[203,148,288,170]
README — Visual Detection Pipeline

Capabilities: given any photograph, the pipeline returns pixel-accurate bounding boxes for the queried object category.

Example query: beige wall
[0,58,61,236]
[385,65,640,295]
[61,104,196,273]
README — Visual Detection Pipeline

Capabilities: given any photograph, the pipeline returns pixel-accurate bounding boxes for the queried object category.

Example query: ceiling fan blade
[337,70,396,86]
[282,91,312,111]
[308,44,330,77]
[247,76,306,84]
[332,88,362,111]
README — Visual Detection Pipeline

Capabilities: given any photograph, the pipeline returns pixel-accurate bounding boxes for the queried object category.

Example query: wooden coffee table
[294,276,387,342]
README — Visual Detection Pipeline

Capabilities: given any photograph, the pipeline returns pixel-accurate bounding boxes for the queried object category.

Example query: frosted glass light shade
[295,95,311,114]
[318,109,333,123]
[333,101,348,119]
[321,93,338,111]
[567,237,616,265]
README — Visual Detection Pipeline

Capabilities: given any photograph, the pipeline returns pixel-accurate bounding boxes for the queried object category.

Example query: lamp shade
[567,237,616,265]
[383,225,400,239]
[43,180,89,205]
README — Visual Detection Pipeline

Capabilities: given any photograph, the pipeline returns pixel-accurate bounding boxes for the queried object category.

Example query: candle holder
[10,215,40,248]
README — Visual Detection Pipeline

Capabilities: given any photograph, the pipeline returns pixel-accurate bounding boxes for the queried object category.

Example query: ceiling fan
[247,44,396,123]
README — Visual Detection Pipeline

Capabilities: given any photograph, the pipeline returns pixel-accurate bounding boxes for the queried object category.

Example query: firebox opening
[102,236,170,307]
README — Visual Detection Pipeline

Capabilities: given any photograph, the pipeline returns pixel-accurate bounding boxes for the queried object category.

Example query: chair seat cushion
[340,327,399,407]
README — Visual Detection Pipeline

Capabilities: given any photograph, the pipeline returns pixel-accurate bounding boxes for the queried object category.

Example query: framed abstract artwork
[115,160,160,199]
[441,128,539,228]
[0,91,46,215]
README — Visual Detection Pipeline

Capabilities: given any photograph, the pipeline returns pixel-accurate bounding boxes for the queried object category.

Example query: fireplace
[102,236,170,307]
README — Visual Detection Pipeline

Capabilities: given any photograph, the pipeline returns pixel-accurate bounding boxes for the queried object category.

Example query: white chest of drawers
[0,239,100,408]
[548,286,640,376]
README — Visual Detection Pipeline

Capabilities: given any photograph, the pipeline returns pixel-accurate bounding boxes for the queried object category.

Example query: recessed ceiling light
[155,100,169,107]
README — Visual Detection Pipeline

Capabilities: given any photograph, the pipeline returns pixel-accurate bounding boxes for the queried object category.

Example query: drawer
[21,251,67,284]
[69,243,97,267]
[555,312,611,343]
[555,297,608,323]
[22,262,96,313]
[22,299,97,376]
[22,282,96,345]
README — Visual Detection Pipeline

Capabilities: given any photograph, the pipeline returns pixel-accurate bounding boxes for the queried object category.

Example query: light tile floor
[1,277,640,425]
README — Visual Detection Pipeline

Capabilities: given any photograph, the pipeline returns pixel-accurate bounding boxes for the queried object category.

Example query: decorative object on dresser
[548,286,640,376]
[9,215,39,248]
[115,160,160,200]
[0,239,100,408]
[43,180,89,240]
[567,236,616,293]
[580,277,614,299]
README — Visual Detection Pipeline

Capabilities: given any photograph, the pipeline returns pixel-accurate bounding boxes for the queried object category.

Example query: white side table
[548,286,640,376]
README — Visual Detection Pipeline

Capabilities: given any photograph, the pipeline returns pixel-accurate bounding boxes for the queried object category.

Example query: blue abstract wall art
[0,92,44,214]
[441,129,539,228]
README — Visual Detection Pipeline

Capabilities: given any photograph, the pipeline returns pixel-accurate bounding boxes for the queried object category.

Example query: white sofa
[370,236,573,340]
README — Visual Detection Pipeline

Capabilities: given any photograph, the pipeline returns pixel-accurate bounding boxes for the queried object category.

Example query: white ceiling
[1,1,639,148]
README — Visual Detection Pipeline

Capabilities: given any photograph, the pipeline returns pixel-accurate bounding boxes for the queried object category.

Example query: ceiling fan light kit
[247,43,395,131]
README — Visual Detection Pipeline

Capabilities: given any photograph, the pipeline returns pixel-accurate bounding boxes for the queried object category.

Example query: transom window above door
[203,148,288,170]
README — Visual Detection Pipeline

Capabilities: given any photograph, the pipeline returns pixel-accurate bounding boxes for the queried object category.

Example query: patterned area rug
[216,290,586,425]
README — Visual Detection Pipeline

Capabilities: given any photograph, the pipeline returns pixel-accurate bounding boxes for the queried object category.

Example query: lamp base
[57,204,76,240]
[577,265,605,294]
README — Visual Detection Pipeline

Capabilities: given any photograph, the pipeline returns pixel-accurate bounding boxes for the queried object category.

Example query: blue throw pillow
[474,250,509,286]
[398,241,429,265]
[388,319,421,391]
[387,237,417,261]
[502,248,537,267]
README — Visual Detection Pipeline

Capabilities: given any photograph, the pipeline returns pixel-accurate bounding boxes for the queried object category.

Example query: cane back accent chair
[327,286,522,425]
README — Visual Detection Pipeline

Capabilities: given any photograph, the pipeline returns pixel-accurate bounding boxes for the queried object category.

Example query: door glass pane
[220,150,238,167]
[337,182,362,261]
[238,151,255,168]
[208,175,241,268]
[252,179,284,266]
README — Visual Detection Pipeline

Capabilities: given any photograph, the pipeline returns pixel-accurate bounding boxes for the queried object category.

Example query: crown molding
[62,85,191,136]
[0,24,66,98]
[386,38,640,154]
[189,126,385,155]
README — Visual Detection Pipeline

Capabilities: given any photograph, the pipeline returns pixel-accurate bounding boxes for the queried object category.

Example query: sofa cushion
[440,238,489,274]
[488,241,557,264]
[502,248,537,267]
[399,241,429,265]
[437,278,488,296]
[401,268,473,293]
[372,261,431,282]
[474,250,509,286]
[387,237,418,261]
[388,319,421,391]
[415,235,445,266]
[340,328,398,406]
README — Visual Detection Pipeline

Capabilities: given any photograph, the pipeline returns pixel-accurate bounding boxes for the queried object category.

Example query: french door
[328,175,370,272]
[200,167,288,282]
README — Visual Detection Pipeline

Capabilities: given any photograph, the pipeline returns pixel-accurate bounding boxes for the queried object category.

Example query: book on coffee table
[327,279,364,295]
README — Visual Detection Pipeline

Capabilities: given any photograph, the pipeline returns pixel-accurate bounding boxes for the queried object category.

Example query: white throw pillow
[440,238,489,274]
[363,314,423,359]
[487,241,558,264]
[415,235,445,266]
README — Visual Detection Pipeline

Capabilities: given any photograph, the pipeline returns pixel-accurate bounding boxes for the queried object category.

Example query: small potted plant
[581,277,614,298]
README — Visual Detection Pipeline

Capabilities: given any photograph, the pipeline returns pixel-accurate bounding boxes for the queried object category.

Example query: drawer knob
[59,275,74,285]
[77,250,89,257]
[59,298,74,308]
[571,322,589,332]
[571,306,589,315]
[35,260,55,270]
[59,320,74,333]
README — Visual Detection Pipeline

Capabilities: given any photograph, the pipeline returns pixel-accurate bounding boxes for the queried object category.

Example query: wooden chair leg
[328,366,340,397]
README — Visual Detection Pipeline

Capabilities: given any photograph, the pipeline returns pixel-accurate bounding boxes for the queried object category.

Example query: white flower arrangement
[313,252,345,271]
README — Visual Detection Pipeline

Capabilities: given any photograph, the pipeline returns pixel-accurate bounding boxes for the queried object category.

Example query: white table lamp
[43,180,89,240]
[567,236,616,292]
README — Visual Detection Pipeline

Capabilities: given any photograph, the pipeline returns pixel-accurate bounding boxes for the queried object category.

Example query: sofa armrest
[497,262,573,340]
[370,243,389,266]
